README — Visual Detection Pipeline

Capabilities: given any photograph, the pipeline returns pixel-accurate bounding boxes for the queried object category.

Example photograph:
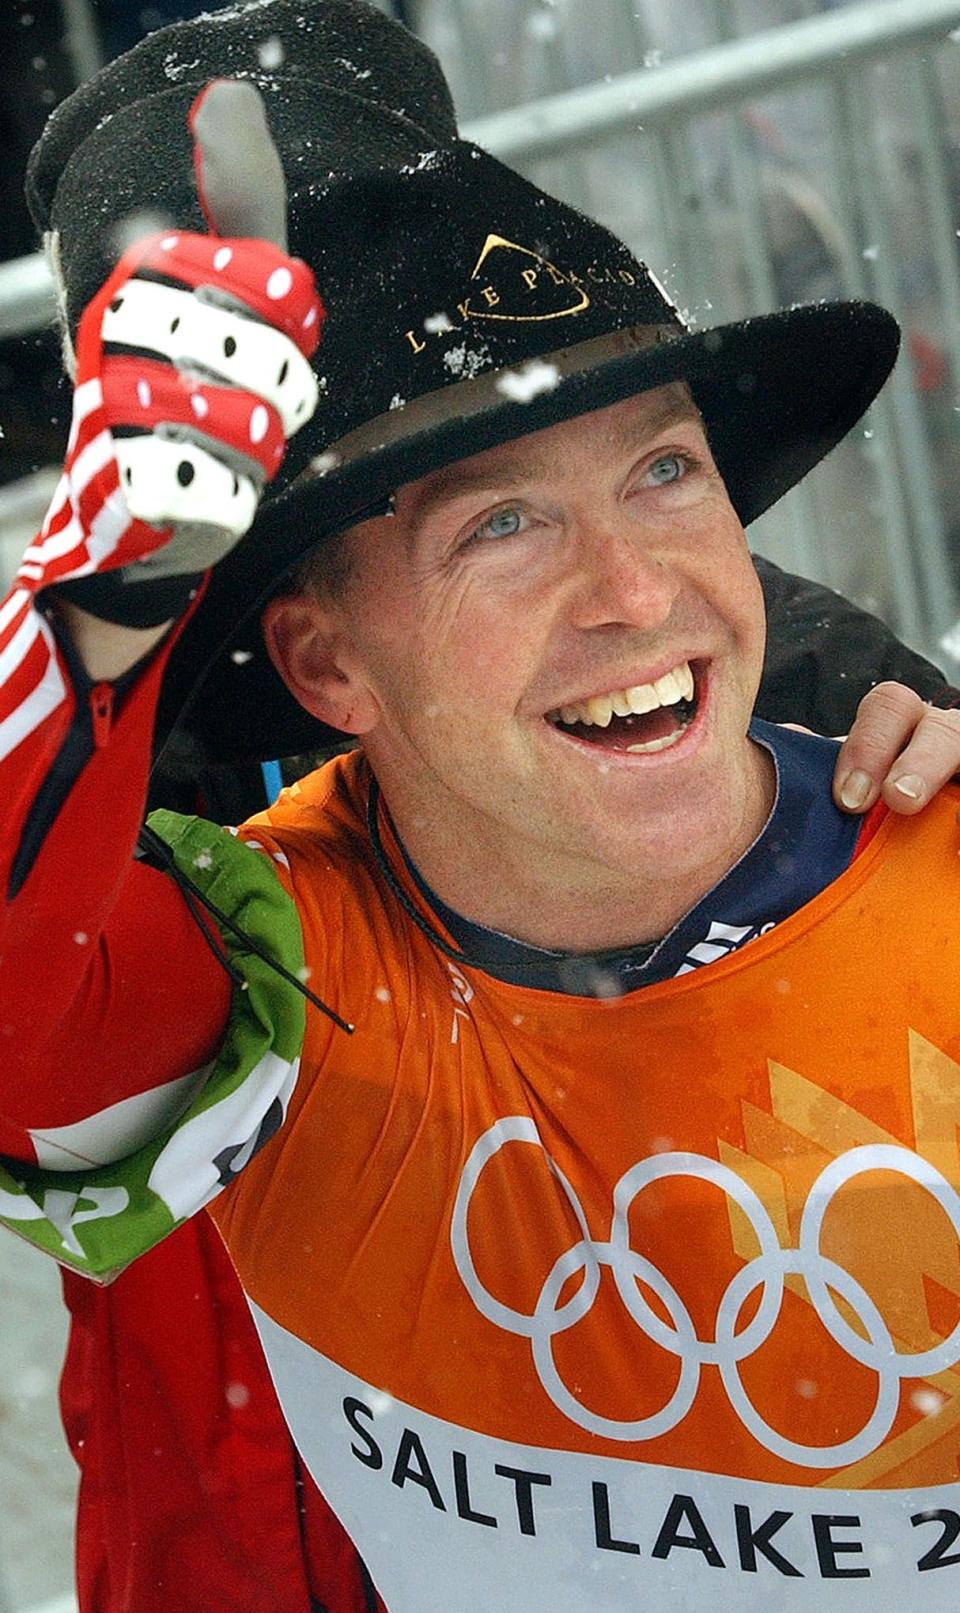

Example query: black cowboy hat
[27,0,899,766]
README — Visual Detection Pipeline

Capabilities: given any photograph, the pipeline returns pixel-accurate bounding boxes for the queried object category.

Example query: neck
[371,741,776,954]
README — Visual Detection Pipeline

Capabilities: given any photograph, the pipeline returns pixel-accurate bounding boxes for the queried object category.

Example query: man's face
[314,386,770,940]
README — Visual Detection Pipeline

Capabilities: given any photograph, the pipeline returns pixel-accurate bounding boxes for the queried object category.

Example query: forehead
[401,383,704,517]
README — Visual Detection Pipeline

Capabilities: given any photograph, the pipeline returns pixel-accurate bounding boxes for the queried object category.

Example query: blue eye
[646,453,686,486]
[474,506,525,541]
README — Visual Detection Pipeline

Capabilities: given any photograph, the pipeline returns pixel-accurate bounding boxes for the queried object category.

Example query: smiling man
[5,3,960,1612]
[266,387,776,952]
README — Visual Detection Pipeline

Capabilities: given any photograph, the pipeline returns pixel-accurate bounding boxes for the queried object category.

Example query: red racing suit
[0,594,384,1611]
[60,1216,383,1612]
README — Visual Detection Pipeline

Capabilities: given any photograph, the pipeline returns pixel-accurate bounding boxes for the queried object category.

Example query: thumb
[189,78,288,251]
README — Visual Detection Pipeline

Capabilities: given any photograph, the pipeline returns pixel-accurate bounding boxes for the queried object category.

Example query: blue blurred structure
[261,758,284,806]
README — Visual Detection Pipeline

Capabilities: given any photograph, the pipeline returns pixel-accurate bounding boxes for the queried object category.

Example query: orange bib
[212,757,960,1611]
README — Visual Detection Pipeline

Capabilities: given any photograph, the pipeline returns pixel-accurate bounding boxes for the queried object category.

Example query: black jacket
[755,556,957,735]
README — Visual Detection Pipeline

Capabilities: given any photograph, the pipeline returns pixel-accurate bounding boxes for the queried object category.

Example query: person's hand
[23,78,322,629]
[832,681,960,814]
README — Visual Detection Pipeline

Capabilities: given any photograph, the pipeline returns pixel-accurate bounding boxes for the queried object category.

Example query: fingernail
[839,769,873,810]
[894,773,924,801]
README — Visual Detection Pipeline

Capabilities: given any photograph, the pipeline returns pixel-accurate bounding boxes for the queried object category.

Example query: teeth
[624,682,658,715]
[626,728,686,755]
[584,695,614,727]
[654,669,684,705]
[549,661,695,726]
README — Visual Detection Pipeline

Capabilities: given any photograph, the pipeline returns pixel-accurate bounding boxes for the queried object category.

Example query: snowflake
[911,1387,945,1416]
[442,342,492,380]
[400,150,441,175]
[494,359,561,403]
[939,620,960,662]
[333,54,371,79]
[526,11,558,40]
[257,34,284,69]
[162,51,200,82]
[110,210,176,256]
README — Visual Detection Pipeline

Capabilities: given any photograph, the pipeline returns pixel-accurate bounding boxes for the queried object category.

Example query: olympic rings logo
[450,1118,960,1467]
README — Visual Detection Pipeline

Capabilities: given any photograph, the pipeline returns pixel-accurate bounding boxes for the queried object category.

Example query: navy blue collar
[396,721,860,995]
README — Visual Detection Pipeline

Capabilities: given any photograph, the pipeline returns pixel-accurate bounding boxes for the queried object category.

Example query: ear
[261,591,379,735]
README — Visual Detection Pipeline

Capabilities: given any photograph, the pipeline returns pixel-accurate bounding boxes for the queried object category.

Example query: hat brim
[156,297,898,766]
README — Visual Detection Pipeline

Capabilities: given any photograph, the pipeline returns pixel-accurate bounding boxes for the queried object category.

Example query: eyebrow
[406,391,704,542]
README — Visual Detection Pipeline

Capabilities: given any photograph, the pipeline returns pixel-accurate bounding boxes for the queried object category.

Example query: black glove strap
[53,567,203,628]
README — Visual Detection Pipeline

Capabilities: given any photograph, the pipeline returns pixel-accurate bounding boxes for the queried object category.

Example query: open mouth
[545,660,702,755]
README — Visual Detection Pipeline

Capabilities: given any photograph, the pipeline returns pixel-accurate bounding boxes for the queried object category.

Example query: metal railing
[465,0,960,160]
[453,0,960,663]
[0,255,59,342]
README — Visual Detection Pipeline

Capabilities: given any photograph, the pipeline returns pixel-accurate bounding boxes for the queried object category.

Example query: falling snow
[13,1365,49,1402]
[939,620,960,661]
[525,11,558,41]
[494,359,561,403]
[911,1387,945,1416]
[257,34,284,69]
[110,210,175,257]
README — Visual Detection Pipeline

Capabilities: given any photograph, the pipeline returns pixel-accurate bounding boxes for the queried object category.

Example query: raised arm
[0,81,321,1274]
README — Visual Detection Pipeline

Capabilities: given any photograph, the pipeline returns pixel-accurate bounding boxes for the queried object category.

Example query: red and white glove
[18,78,324,627]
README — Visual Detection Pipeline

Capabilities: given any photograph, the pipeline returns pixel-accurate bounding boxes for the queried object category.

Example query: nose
[564,511,680,633]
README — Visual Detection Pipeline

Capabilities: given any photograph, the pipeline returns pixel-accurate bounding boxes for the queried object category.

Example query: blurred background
[2,0,960,1608]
